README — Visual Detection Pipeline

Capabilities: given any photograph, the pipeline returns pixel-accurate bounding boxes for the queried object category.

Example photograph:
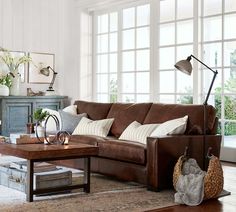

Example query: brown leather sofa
[58,100,221,191]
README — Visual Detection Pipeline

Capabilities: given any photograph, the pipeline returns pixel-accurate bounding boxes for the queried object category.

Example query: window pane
[160,0,175,22]
[203,43,222,67]
[160,95,175,103]
[109,53,117,73]
[136,27,149,48]
[137,4,150,26]
[203,0,222,16]
[203,69,222,93]
[97,34,108,53]
[122,73,135,93]
[123,29,135,50]
[98,14,108,33]
[97,94,108,102]
[203,16,222,41]
[160,23,175,46]
[160,71,175,93]
[122,51,135,72]
[224,134,236,148]
[177,0,193,19]
[177,71,193,93]
[110,33,117,52]
[176,45,193,63]
[97,54,108,73]
[224,121,236,136]
[224,68,236,93]
[137,94,150,102]
[177,20,193,44]
[177,95,193,104]
[137,72,149,93]
[97,74,108,92]
[123,7,135,29]
[109,74,118,103]
[110,13,118,32]
[224,14,236,40]
[225,0,236,13]
[224,42,236,67]
[137,50,150,71]
[122,94,135,103]
[159,47,175,69]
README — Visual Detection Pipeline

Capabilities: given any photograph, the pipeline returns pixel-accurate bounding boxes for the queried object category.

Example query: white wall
[0,0,80,103]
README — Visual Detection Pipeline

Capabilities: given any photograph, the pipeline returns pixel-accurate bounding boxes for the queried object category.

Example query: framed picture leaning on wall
[28,52,55,84]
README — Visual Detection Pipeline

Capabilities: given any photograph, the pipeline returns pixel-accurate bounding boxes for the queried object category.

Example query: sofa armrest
[146,135,222,191]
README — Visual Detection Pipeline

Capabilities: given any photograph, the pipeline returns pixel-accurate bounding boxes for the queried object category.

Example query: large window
[95,3,150,103]
[158,0,194,103]
[93,0,236,149]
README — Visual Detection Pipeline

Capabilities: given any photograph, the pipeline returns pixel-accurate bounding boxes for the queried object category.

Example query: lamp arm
[203,70,218,105]
[190,55,217,74]
[49,72,57,90]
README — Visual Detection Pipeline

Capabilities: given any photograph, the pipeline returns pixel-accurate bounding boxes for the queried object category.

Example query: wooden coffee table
[0,142,98,202]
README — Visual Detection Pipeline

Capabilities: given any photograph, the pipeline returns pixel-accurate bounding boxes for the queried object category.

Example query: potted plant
[33,108,49,137]
[0,47,32,95]
[0,74,12,96]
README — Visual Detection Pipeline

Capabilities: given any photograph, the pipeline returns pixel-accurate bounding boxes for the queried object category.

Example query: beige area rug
[0,174,176,212]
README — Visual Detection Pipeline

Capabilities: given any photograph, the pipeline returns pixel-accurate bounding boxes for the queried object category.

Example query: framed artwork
[0,51,27,82]
[28,52,55,83]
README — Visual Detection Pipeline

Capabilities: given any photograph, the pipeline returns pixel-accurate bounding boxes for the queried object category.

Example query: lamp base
[45,90,57,96]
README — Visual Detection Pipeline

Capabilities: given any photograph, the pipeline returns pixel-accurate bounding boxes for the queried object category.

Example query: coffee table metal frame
[0,142,98,202]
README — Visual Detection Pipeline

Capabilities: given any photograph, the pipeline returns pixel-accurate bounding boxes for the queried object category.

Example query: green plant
[0,74,12,88]
[33,108,49,123]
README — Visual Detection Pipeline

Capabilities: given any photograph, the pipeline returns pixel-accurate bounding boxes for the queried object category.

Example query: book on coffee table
[10,161,57,173]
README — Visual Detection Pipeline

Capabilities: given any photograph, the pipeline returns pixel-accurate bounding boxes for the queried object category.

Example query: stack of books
[10,161,58,173]
[9,133,38,144]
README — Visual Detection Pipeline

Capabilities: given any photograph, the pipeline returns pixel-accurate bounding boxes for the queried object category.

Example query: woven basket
[173,155,224,199]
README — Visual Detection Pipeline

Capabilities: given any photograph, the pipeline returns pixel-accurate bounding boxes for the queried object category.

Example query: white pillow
[150,115,188,137]
[119,121,158,144]
[42,105,78,132]
[72,117,114,137]
[62,105,77,115]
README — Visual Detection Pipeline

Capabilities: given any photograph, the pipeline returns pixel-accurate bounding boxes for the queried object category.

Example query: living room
[0,0,235,211]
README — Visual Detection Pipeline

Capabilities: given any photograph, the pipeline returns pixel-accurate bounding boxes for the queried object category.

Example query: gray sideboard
[0,96,67,136]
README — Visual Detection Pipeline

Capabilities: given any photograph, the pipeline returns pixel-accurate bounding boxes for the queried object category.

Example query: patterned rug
[0,174,176,212]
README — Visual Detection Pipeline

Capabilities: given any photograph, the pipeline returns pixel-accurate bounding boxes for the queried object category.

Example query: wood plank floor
[149,162,236,212]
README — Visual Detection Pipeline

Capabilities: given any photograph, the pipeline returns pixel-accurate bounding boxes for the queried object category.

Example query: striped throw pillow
[119,121,158,144]
[72,117,114,137]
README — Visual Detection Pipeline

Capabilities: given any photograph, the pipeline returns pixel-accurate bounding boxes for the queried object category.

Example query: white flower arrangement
[0,47,32,78]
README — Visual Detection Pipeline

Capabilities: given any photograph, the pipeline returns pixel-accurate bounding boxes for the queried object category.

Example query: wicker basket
[173,155,224,200]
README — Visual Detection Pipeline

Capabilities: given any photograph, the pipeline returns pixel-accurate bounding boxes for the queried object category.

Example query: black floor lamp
[175,55,218,169]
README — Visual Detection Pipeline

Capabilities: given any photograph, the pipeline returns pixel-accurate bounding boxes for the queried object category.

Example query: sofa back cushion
[107,103,152,137]
[74,100,112,120]
[143,103,216,134]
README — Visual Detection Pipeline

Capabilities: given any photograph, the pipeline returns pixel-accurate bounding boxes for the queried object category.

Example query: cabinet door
[2,102,32,136]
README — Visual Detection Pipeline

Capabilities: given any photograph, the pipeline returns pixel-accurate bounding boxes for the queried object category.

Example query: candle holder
[57,131,70,145]
[35,114,60,145]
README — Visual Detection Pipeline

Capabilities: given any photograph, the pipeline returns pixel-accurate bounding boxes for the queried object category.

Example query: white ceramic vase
[10,74,21,96]
[35,125,45,138]
[0,84,10,96]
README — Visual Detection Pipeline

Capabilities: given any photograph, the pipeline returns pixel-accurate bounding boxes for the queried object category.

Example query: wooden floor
[149,162,236,212]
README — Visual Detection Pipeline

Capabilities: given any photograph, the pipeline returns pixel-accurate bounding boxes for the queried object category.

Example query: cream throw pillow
[150,115,188,137]
[119,121,158,144]
[72,117,114,137]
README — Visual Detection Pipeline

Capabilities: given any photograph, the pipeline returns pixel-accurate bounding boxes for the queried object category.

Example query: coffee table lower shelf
[27,157,91,202]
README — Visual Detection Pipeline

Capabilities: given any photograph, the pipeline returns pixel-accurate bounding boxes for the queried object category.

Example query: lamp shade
[175,57,192,75]
[40,67,50,76]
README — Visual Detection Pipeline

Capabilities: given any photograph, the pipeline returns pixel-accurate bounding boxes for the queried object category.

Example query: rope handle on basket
[206,147,213,159]
[183,146,189,160]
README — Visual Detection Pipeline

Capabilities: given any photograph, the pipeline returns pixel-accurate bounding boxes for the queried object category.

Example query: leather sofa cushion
[107,103,152,137]
[98,139,146,165]
[74,100,112,120]
[143,103,216,134]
